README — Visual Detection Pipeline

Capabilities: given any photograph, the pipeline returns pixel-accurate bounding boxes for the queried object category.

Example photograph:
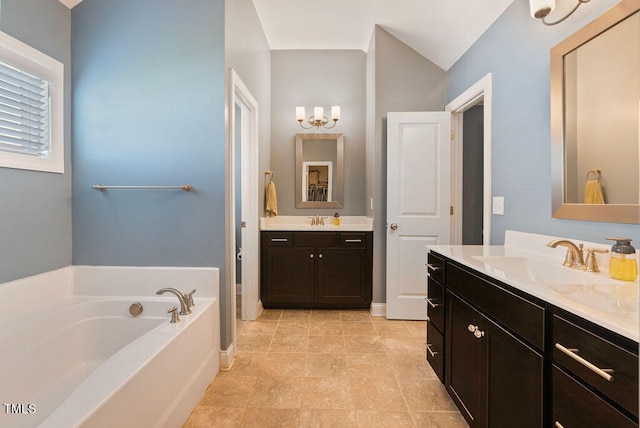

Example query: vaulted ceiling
[58,0,516,70]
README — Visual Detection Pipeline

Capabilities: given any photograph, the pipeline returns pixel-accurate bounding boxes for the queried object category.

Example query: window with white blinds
[0,31,63,173]
[0,61,51,157]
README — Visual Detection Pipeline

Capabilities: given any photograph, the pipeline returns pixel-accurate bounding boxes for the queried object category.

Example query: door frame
[446,73,493,246]
[226,68,259,367]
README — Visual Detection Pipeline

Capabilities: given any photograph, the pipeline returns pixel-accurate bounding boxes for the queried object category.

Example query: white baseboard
[369,303,386,318]
[219,343,235,371]
[256,299,264,319]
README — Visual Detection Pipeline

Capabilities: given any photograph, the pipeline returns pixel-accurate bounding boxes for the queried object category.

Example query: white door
[386,112,451,320]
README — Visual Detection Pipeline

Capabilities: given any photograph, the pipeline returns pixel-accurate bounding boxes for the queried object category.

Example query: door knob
[390,223,398,230]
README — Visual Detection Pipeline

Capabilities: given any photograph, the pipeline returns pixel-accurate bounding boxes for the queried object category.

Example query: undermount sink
[473,256,619,286]
[260,215,373,231]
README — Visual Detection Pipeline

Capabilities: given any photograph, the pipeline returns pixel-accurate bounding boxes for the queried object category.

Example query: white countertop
[429,231,639,342]
[260,216,373,231]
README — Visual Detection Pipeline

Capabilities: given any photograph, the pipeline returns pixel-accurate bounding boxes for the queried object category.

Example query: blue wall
[447,0,639,245]
[72,0,226,275]
[0,0,72,283]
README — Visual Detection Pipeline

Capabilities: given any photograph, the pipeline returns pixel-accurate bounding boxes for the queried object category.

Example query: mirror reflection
[303,161,332,202]
[550,0,640,224]
[563,11,639,205]
[295,133,343,208]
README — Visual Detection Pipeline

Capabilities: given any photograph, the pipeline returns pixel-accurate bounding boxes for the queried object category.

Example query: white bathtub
[0,266,220,428]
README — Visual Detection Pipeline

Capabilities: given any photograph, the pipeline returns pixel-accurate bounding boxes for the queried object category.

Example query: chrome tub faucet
[156,287,191,315]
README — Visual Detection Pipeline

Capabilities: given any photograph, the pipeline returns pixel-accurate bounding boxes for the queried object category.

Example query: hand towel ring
[586,169,601,181]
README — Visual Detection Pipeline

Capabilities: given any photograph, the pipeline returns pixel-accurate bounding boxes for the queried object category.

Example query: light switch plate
[492,196,504,215]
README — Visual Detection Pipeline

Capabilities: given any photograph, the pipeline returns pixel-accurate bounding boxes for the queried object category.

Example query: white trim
[369,302,386,317]
[219,343,235,371]
[0,31,64,174]
[227,68,260,369]
[446,73,492,246]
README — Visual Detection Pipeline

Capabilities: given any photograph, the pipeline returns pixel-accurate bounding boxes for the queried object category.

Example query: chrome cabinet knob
[390,223,398,230]
[467,324,484,338]
[310,254,314,258]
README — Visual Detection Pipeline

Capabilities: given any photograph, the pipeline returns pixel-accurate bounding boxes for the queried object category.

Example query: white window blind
[0,60,50,157]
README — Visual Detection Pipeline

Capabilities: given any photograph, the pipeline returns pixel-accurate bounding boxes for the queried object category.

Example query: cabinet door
[315,247,369,308]
[447,291,544,428]
[264,247,315,306]
[485,315,543,428]
[446,292,485,427]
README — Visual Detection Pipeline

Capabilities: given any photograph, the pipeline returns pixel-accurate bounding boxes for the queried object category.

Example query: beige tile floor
[183,309,467,427]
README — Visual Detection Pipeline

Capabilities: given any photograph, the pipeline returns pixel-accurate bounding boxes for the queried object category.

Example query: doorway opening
[226,69,260,368]
[461,104,484,244]
[446,73,493,246]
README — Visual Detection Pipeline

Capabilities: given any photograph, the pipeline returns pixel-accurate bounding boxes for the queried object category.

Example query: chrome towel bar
[92,184,192,191]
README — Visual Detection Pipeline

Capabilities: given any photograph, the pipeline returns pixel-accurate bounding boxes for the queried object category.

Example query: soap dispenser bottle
[607,237,638,281]
[333,213,340,226]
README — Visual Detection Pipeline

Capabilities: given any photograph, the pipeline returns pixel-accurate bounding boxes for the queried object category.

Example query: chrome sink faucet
[546,239,585,269]
[156,287,192,315]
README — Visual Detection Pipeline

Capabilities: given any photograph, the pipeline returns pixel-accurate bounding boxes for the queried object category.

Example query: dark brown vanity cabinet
[551,311,638,427]
[445,264,544,428]
[428,250,640,428]
[261,231,372,309]
[426,252,446,382]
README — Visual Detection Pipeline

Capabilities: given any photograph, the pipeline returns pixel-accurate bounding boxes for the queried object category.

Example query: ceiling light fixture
[296,106,340,130]
[530,0,591,25]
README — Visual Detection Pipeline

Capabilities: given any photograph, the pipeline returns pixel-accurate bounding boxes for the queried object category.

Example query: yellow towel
[266,181,278,217]
[584,179,604,204]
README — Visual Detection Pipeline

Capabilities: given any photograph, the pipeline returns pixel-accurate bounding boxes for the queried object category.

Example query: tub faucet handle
[185,289,196,308]
[167,306,180,323]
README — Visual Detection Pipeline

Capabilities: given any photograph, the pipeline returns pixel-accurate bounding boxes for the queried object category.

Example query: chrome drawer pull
[344,239,362,243]
[426,298,439,309]
[426,263,440,271]
[554,343,614,382]
[271,238,288,242]
[426,343,438,357]
[426,315,431,322]
[554,422,564,428]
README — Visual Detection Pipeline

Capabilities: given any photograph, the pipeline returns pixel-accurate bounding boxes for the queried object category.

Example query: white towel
[266,181,278,217]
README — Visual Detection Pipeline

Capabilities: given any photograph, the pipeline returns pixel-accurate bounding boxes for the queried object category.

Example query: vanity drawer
[426,320,444,383]
[265,232,293,246]
[339,232,368,247]
[294,232,338,247]
[447,262,545,351]
[553,314,638,418]
[552,365,637,428]
[427,252,445,284]
[427,277,445,335]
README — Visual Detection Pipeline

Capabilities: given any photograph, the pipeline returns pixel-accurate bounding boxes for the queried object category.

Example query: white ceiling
[59,0,516,71]
[251,0,516,70]
[58,0,83,8]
